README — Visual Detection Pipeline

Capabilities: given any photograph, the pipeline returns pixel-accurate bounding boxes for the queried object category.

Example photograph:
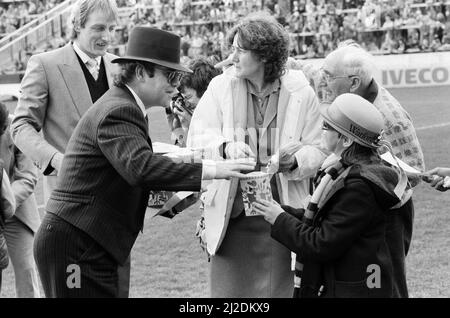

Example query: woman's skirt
[209,212,293,298]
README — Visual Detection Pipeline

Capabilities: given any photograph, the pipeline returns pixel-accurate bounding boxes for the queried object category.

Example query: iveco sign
[372,51,450,88]
[381,67,450,87]
[302,51,450,89]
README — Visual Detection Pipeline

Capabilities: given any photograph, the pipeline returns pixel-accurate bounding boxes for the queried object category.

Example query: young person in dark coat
[254,93,411,298]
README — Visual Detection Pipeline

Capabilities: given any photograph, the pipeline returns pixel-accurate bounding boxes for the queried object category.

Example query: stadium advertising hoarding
[304,51,450,89]
[1,52,450,100]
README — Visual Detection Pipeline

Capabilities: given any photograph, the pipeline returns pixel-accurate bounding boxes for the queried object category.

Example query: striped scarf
[293,159,349,298]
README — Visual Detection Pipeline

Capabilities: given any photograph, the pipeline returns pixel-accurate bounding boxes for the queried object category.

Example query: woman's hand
[252,199,285,225]
[424,167,450,179]
[423,167,450,192]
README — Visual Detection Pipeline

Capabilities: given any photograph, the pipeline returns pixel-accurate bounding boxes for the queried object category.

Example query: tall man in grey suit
[11,0,124,296]
[11,0,120,204]
[33,26,255,298]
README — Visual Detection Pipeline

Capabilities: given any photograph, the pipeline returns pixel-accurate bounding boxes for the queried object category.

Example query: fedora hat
[112,26,192,73]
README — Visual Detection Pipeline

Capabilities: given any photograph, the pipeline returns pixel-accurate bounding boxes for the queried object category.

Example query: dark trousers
[33,212,130,298]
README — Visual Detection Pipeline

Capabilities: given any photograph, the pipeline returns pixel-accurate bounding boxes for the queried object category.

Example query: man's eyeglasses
[155,66,184,87]
[321,68,357,82]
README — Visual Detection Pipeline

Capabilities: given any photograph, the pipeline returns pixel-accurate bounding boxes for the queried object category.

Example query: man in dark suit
[33,26,255,298]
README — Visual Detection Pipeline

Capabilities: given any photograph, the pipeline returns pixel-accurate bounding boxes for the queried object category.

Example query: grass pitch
[1,86,449,298]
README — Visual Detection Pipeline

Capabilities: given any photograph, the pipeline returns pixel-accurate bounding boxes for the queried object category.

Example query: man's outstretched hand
[211,158,256,179]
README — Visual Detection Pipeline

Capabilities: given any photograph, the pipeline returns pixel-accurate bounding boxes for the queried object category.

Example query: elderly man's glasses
[321,68,357,82]
[155,66,184,87]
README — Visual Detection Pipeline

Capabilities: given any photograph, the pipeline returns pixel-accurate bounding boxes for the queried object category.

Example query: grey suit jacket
[0,119,40,233]
[47,85,203,264]
[11,43,119,176]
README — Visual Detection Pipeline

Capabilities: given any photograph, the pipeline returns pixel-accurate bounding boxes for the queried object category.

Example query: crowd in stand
[2,0,450,74]
[288,0,450,56]
[0,0,64,37]
[112,0,450,60]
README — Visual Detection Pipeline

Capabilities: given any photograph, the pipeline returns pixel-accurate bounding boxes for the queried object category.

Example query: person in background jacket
[254,93,410,298]
[166,56,222,147]
[0,102,18,294]
[0,102,41,297]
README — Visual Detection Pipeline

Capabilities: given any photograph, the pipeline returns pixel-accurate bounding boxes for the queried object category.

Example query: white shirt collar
[125,84,147,117]
[72,41,101,66]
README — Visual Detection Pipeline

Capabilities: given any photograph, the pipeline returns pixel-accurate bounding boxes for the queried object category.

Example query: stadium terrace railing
[0,0,77,49]
[0,0,78,72]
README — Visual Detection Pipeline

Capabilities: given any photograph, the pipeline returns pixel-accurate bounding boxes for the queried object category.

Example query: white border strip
[416,122,450,131]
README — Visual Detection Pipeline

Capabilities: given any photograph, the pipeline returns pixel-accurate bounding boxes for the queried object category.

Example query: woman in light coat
[187,13,326,297]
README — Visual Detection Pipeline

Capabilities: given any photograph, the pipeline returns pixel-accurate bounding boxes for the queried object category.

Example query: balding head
[321,45,376,100]
[326,46,376,88]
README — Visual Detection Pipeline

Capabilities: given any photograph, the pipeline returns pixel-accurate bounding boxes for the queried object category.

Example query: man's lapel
[57,44,92,117]
[120,85,153,150]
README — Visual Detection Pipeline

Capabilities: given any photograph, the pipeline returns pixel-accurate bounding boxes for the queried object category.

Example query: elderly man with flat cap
[33,26,255,298]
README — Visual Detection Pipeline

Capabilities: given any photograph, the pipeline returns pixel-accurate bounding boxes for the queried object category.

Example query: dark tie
[144,114,149,131]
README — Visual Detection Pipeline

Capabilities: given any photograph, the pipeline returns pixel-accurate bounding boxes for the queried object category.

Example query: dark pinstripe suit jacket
[46,85,202,265]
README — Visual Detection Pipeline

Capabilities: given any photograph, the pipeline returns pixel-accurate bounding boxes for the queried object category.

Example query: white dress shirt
[72,42,101,79]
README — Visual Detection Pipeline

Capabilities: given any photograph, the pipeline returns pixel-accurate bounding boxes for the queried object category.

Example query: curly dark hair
[226,12,289,83]
[178,57,222,98]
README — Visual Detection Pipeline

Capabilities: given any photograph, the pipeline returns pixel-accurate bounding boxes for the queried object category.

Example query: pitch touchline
[416,122,450,131]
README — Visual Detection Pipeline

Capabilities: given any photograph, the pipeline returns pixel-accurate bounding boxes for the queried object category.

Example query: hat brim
[320,108,376,148]
[111,56,192,73]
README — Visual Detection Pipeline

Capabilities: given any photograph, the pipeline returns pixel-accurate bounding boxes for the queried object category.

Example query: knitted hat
[321,93,384,148]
